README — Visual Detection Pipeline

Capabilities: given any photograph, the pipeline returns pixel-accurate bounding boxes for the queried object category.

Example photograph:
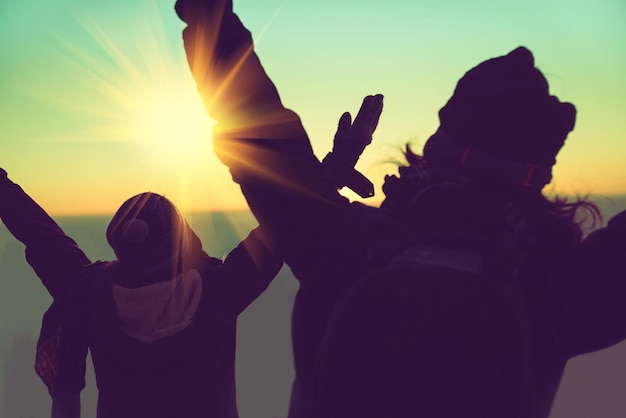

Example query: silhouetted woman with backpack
[177,1,626,417]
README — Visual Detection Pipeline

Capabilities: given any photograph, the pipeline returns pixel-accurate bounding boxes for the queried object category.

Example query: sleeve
[210,226,283,317]
[177,0,368,281]
[0,169,92,299]
[567,214,626,354]
[524,211,626,358]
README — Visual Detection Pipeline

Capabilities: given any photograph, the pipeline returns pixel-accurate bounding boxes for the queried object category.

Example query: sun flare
[38,4,252,213]
[65,10,218,170]
[133,84,215,167]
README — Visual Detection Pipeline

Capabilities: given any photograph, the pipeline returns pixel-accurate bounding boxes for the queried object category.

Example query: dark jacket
[177,1,626,417]
[0,168,282,418]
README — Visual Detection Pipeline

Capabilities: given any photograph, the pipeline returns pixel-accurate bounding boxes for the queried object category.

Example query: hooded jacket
[0,168,282,418]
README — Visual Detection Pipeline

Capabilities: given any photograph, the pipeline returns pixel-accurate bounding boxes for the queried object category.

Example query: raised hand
[175,0,233,23]
[322,94,384,198]
[333,94,384,165]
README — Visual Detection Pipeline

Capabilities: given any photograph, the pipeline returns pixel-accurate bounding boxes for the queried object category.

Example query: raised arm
[176,0,383,285]
[209,226,282,317]
[177,0,347,254]
[524,210,626,358]
[177,0,286,123]
[0,169,91,299]
[566,212,626,353]
[176,0,382,183]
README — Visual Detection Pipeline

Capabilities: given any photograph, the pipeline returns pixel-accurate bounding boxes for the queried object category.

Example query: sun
[132,82,215,167]
[21,1,294,214]
[39,3,255,213]
[64,7,218,169]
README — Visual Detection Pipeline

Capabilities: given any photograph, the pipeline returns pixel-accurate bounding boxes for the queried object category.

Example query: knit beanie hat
[106,193,199,274]
[423,46,576,188]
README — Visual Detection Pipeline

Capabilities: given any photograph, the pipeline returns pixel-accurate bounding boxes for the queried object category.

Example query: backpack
[311,176,532,418]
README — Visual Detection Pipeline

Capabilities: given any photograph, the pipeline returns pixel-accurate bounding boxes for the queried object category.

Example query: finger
[352,95,375,127]
[369,94,384,131]
[353,94,384,133]
[334,112,353,141]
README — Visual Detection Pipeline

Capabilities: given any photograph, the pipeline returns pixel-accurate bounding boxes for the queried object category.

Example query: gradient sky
[1,0,625,215]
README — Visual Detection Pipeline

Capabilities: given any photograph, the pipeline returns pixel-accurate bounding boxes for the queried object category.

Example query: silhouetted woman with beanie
[0,174,282,418]
[177,1,626,417]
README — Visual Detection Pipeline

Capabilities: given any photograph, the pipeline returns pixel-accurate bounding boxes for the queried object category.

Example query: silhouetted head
[106,193,202,281]
[422,46,576,187]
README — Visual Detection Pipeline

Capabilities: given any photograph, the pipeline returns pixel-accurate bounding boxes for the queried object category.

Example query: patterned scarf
[35,262,106,418]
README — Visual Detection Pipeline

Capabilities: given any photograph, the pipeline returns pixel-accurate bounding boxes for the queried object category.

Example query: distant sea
[2,204,626,418]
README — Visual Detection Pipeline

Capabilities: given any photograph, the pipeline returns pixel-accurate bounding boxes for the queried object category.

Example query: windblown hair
[403,145,602,243]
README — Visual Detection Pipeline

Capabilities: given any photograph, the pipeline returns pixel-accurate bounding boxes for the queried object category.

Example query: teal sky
[1,0,625,214]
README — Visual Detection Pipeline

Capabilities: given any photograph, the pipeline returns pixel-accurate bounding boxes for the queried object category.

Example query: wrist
[325,150,360,168]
